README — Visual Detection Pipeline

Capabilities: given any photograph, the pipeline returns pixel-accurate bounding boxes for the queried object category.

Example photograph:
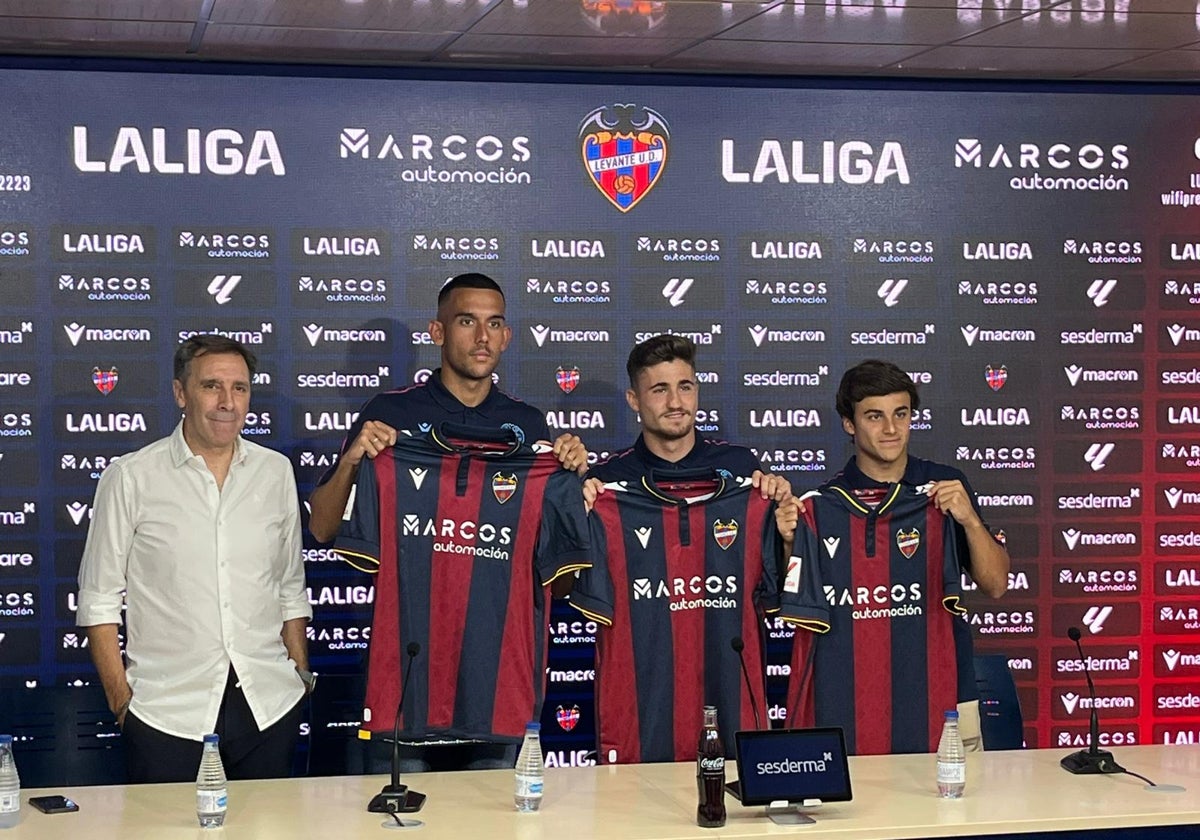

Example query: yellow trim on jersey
[545,562,591,585]
[334,548,380,574]
[358,729,373,740]
[568,602,612,627]
[943,594,967,616]
[824,482,903,516]
[640,473,726,504]
[777,616,831,634]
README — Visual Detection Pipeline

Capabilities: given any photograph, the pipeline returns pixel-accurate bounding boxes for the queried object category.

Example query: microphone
[730,636,763,730]
[368,642,427,813]
[1060,627,1120,775]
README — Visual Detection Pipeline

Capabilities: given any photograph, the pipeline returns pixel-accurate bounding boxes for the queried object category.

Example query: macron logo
[1169,323,1187,346]
[635,527,652,549]
[303,323,324,347]
[1165,487,1184,509]
[64,322,86,346]
[66,501,89,525]
[530,325,550,347]
[1164,649,1181,672]
[749,324,768,347]
[877,278,907,307]
[961,324,979,346]
[1064,365,1083,387]
[823,536,840,558]
[409,468,427,490]
[1062,529,1081,551]
[1061,692,1081,715]
[1087,278,1117,308]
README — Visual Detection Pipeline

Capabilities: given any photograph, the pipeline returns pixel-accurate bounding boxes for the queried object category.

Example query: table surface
[7,744,1200,838]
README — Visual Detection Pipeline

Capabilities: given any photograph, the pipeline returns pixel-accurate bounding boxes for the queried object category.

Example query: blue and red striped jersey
[571,471,781,764]
[336,424,589,743]
[781,481,967,755]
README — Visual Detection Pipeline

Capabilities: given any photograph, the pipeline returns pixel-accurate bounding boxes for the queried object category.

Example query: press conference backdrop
[0,66,1198,772]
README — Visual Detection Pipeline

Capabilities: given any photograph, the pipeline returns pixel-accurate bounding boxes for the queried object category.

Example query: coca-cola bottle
[696,705,726,828]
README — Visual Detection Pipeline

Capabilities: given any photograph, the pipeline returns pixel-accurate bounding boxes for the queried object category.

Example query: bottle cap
[0,734,11,746]
[944,710,959,720]
[526,722,541,732]
[203,733,220,744]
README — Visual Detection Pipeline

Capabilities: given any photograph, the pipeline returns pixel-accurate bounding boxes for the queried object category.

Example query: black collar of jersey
[425,367,502,416]
[640,467,730,505]
[632,433,713,473]
[839,455,938,490]
[429,422,524,457]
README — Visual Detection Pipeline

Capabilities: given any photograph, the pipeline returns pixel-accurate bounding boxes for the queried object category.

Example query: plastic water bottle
[513,722,544,812]
[0,735,19,829]
[936,709,966,798]
[196,733,228,828]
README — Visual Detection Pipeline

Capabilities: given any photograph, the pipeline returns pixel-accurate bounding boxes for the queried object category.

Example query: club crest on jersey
[896,527,920,558]
[713,518,739,550]
[92,366,118,395]
[579,103,669,213]
[556,704,581,732]
[556,365,580,394]
[985,364,1007,391]
[492,472,518,504]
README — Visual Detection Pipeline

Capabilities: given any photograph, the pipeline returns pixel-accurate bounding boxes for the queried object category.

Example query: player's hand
[552,433,589,476]
[774,497,802,542]
[926,480,978,526]
[751,470,793,503]
[345,421,397,467]
[582,477,606,513]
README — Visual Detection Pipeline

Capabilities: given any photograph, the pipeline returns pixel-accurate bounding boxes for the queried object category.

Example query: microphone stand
[731,636,763,730]
[1060,627,1120,775]
[368,642,427,813]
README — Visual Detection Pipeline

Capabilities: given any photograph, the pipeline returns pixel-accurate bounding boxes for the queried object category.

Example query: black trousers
[122,667,303,784]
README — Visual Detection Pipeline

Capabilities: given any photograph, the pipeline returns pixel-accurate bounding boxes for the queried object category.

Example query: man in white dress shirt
[77,335,313,783]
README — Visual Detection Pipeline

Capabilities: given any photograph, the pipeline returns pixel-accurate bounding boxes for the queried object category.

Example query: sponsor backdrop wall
[1,66,1198,772]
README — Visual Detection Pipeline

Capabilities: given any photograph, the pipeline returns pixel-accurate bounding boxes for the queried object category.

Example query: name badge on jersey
[784,555,803,594]
[896,527,920,558]
[492,472,518,504]
[713,518,739,550]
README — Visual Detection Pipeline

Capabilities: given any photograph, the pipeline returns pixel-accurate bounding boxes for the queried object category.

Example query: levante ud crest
[579,103,669,213]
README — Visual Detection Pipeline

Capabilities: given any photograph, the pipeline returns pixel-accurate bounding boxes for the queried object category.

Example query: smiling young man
[778,359,1009,755]
[77,335,312,782]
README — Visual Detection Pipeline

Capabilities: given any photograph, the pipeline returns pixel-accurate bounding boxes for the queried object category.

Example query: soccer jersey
[571,470,781,764]
[317,369,551,487]
[781,480,967,756]
[336,423,590,743]
[590,434,763,483]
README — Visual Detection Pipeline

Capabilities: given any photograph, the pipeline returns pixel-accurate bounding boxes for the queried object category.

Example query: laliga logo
[580,104,669,213]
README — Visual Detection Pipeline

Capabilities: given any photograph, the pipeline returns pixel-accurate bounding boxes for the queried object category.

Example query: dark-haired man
[308,272,586,542]
[589,333,789,500]
[77,335,312,782]
[779,359,1009,754]
[309,272,588,772]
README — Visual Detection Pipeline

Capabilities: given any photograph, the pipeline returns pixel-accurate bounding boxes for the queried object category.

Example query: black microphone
[730,636,763,730]
[368,642,427,813]
[1060,627,1120,775]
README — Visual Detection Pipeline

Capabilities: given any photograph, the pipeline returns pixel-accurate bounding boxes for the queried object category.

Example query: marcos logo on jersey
[713,518,739,550]
[580,104,669,213]
[492,472,518,504]
[896,527,921,558]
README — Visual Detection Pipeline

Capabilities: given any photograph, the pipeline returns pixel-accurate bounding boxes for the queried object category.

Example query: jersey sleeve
[776,517,830,633]
[755,498,785,616]
[333,456,381,573]
[536,467,592,585]
[940,510,968,617]
[567,502,615,626]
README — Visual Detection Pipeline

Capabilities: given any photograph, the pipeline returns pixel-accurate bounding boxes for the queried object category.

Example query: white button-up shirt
[77,422,312,740]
